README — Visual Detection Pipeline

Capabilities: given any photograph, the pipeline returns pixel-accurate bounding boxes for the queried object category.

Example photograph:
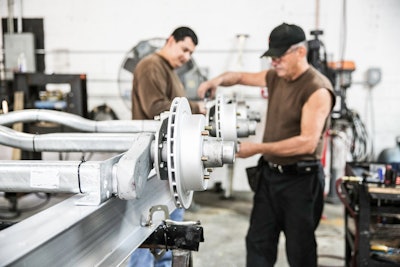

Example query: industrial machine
[306,29,374,203]
[0,97,236,266]
[12,72,88,118]
[2,72,90,161]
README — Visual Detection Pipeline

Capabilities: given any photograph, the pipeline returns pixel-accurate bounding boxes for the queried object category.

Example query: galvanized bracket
[142,204,170,227]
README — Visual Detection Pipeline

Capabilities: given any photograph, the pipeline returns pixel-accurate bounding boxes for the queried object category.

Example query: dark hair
[171,26,198,45]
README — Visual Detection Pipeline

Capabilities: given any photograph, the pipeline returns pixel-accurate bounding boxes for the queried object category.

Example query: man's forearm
[214,72,242,87]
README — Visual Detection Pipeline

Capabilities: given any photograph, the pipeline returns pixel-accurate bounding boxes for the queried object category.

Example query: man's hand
[236,141,260,158]
[196,101,206,114]
[197,80,217,99]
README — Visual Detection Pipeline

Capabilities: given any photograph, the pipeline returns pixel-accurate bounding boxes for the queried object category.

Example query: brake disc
[165,98,209,208]
[215,95,237,141]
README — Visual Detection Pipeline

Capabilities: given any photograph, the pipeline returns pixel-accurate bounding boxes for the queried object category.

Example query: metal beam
[0,176,176,267]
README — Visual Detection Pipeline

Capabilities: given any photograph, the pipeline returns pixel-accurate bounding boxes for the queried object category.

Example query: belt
[267,161,320,174]
[267,162,298,174]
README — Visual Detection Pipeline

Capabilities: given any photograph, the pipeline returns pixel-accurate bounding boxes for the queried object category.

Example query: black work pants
[246,161,324,267]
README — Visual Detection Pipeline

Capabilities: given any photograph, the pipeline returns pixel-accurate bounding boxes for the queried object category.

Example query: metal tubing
[0,125,137,152]
[0,109,160,132]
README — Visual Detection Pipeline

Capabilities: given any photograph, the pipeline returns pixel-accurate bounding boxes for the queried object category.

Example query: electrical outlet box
[4,33,36,79]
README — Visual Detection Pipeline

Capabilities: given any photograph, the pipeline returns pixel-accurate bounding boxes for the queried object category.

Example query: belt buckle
[277,165,283,173]
[271,163,284,173]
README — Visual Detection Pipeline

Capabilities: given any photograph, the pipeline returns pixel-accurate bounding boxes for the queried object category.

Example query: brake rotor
[215,95,237,141]
[165,98,208,208]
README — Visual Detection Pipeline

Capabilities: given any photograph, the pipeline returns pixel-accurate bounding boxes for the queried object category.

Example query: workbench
[340,162,400,267]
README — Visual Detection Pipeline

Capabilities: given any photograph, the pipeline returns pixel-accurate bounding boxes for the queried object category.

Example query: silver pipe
[17,0,22,33]
[0,125,33,150]
[96,119,159,133]
[0,109,160,132]
[33,133,136,152]
[7,0,14,34]
[0,125,138,152]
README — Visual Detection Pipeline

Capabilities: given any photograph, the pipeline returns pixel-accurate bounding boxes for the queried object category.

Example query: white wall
[1,0,399,161]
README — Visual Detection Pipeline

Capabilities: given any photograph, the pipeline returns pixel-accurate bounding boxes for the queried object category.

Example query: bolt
[154,115,160,121]
[204,175,210,180]
[201,156,208,161]
[201,130,209,136]
[204,125,213,131]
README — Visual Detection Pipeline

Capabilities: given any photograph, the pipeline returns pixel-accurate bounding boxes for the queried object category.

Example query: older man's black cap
[261,23,306,58]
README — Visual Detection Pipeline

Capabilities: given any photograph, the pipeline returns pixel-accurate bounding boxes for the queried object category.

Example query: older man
[197,23,335,267]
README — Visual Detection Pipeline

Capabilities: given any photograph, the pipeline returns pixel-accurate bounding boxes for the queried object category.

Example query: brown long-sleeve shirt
[131,53,200,120]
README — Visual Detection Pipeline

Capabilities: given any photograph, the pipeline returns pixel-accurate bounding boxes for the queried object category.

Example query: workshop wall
[1,0,399,162]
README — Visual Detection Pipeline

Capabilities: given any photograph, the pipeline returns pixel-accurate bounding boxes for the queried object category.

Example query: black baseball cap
[261,23,306,58]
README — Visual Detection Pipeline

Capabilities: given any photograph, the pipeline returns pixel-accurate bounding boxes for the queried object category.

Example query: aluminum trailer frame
[0,176,174,266]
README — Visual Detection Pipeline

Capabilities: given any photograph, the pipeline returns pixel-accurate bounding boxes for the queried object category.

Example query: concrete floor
[184,190,345,267]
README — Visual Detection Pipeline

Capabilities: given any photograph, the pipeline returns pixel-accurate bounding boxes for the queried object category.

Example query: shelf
[342,162,400,266]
